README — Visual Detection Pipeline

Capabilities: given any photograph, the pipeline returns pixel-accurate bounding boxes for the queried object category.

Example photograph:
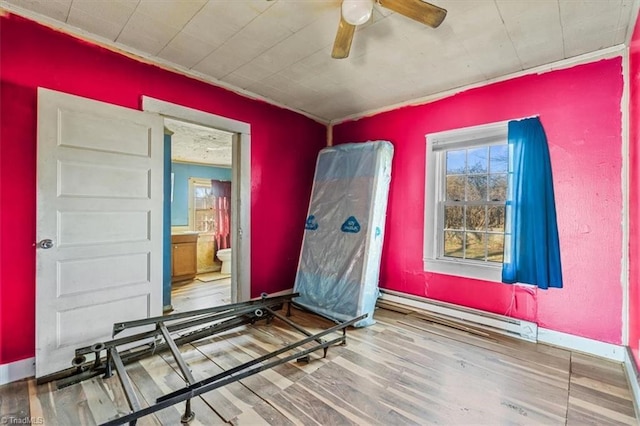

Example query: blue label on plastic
[305,215,318,230]
[341,216,361,233]
[375,226,381,238]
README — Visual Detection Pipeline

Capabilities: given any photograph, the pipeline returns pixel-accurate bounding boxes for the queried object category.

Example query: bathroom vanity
[171,233,199,283]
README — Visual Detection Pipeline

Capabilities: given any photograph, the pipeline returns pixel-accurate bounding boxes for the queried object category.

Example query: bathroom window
[189,178,216,234]
[424,121,511,282]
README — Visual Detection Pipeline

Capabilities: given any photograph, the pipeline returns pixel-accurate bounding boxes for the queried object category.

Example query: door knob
[38,239,54,249]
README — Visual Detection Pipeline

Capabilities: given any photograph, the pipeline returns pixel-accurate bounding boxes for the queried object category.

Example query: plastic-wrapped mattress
[293,141,393,327]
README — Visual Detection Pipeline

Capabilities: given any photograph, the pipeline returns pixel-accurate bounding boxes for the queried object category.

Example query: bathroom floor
[170,275,231,314]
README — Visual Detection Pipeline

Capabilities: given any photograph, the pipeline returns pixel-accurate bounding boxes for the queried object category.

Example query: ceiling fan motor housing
[342,0,375,26]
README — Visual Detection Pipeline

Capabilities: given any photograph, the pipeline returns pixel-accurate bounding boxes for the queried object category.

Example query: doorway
[143,97,252,307]
[165,118,233,312]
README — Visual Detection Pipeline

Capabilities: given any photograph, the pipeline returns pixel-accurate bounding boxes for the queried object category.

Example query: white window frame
[424,121,509,282]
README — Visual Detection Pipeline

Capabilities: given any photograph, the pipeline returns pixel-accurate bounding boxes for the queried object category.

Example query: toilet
[217,248,232,274]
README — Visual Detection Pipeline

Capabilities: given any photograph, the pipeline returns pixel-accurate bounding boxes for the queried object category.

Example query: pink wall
[334,59,625,343]
[629,14,640,366]
[0,14,327,365]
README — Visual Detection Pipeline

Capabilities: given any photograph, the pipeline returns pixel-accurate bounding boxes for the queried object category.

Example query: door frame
[143,97,251,303]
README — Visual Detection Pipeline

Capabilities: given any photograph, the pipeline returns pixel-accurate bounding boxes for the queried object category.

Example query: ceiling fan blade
[332,16,357,59]
[379,0,447,28]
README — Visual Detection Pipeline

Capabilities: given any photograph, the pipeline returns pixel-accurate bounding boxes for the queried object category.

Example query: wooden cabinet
[171,233,198,283]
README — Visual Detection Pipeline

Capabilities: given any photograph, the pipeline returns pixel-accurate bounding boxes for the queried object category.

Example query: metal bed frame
[39,293,365,426]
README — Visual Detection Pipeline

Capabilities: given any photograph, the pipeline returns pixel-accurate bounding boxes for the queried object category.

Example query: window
[189,178,216,234]
[424,122,510,282]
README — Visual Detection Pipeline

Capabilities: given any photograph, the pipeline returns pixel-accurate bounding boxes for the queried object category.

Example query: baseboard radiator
[378,290,538,342]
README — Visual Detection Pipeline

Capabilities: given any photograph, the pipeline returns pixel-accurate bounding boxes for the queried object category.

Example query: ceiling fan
[332,0,447,59]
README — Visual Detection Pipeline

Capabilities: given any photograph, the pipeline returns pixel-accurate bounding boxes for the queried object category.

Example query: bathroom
[165,118,233,311]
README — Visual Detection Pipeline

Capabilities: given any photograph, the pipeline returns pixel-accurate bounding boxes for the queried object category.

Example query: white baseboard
[624,348,640,419]
[379,290,538,342]
[537,328,625,362]
[0,357,35,386]
[378,290,629,363]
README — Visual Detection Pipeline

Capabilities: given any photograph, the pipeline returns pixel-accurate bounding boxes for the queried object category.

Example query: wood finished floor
[1,280,637,425]
[170,276,231,313]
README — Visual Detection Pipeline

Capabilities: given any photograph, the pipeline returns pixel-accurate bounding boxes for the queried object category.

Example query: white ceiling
[165,117,233,166]
[3,0,638,122]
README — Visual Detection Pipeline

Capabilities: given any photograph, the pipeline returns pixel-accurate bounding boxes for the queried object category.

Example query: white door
[36,88,164,378]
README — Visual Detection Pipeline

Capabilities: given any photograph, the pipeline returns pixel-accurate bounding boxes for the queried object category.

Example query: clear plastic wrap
[293,141,394,327]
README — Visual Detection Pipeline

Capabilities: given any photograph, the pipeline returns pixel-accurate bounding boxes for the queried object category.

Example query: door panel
[36,88,163,378]
[60,162,151,198]
[56,294,150,348]
[57,253,150,296]
[59,108,152,156]
[58,211,150,245]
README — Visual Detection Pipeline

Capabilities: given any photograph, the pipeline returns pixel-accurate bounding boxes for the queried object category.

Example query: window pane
[446,176,465,201]
[195,198,206,209]
[487,206,505,231]
[466,206,486,231]
[444,206,463,229]
[487,234,504,262]
[490,145,508,173]
[489,174,507,201]
[195,210,213,232]
[465,232,486,260]
[193,182,215,232]
[467,147,487,173]
[446,150,466,174]
[466,175,487,201]
[195,186,208,198]
[443,231,464,258]
[436,141,508,268]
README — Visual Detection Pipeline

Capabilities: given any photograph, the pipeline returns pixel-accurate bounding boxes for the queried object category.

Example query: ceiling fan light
[342,0,374,26]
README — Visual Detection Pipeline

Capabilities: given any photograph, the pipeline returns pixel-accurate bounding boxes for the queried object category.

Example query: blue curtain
[502,117,562,289]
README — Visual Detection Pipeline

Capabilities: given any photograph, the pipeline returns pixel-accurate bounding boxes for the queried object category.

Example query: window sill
[423,258,502,283]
